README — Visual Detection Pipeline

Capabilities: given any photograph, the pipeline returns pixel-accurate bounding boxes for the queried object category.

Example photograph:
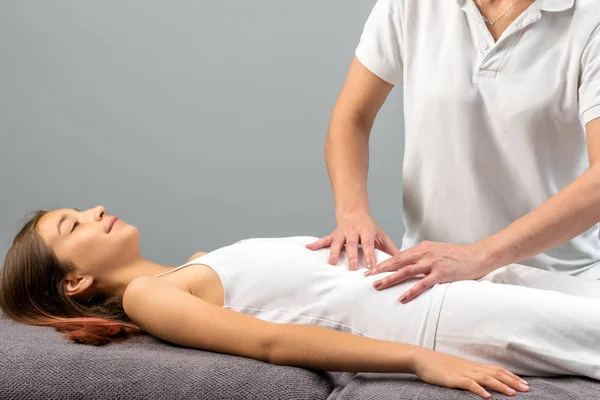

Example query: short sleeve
[579,24,600,125]
[355,0,404,86]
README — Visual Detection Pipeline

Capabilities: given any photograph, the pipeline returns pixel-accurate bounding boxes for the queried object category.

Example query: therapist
[306,0,600,303]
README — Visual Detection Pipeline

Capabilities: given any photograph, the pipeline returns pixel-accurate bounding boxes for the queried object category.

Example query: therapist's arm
[306,57,399,269]
[480,118,600,269]
[325,56,391,221]
[371,118,600,303]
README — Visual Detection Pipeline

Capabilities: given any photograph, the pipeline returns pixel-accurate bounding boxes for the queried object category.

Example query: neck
[96,257,175,298]
[479,0,523,6]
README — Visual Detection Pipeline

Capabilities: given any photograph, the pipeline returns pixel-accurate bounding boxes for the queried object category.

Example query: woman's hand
[305,212,398,270]
[413,349,529,399]
[366,240,493,303]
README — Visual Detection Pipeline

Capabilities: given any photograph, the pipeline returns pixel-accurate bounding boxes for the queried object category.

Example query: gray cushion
[2,316,599,399]
[0,316,332,399]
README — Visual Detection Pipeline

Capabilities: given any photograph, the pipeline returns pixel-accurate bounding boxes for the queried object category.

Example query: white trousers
[433,264,600,378]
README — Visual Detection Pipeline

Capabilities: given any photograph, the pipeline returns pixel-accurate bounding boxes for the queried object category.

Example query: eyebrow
[57,208,81,236]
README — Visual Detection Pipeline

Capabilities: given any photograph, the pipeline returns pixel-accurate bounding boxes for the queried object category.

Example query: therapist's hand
[305,212,398,270]
[366,241,492,303]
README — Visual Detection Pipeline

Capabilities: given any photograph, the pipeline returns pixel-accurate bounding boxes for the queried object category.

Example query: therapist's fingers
[305,235,334,251]
[361,233,377,269]
[378,233,399,256]
[370,248,420,275]
[345,232,360,270]
[306,214,396,271]
[328,235,346,265]
[398,274,442,303]
[372,264,431,289]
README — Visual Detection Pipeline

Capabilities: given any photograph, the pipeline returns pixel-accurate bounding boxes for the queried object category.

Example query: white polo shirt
[355,0,600,274]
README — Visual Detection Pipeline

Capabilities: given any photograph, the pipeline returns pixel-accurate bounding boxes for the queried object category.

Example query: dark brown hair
[0,210,143,345]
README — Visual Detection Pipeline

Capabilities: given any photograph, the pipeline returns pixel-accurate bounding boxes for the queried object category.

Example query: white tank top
[154,236,448,349]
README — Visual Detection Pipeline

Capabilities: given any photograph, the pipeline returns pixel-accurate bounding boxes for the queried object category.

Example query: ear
[63,275,93,297]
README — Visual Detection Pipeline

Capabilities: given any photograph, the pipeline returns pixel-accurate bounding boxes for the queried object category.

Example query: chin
[119,222,140,237]
[114,226,141,254]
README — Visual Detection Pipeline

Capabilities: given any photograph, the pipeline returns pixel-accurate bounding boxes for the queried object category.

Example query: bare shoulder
[187,252,208,262]
[121,275,275,361]
[123,276,193,313]
[122,276,164,312]
[122,276,203,327]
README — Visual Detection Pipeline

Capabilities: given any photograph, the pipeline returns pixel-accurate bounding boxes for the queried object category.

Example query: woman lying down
[2,207,599,399]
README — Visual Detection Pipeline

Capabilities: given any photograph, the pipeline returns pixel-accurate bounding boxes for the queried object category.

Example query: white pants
[434,264,600,378]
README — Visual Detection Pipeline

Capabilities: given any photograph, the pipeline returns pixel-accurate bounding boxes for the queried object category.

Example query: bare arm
[480,118,600,268]
[326,56,393,222]
[306,57,400,269]
[123,277,526,398]
[123,276,414,371]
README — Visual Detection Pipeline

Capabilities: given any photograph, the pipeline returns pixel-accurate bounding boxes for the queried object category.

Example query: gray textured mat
[2,316,598,399]
[0,316,332,399]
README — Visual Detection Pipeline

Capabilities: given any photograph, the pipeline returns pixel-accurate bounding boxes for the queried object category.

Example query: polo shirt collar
[455,0,574,12]
[537,0,574,11]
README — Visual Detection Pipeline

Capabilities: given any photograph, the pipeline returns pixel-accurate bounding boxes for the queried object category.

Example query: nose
[92,205,106,221]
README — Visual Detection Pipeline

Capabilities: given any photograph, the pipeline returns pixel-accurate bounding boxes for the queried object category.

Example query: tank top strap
[154,257,207,278]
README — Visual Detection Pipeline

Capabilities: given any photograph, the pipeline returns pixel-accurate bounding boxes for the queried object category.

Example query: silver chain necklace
[477,0,523,25]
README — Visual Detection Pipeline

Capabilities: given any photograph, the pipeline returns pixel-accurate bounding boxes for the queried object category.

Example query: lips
[108,217,119,232]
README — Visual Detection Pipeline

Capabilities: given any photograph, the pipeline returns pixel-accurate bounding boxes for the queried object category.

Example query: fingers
[328,235,346,265]
[346,232,360,270]
[307,213,393,271]
[305,234,352,266]
[497,367,527,385]
[346,232,377,270]
[397,275,440,303]
[474,374,518,397]
[371,249,419,275]
[307,235,344,265]
[370,265,430,290]
[485,367,529,393]
[306,218,388,271]
[307,232,378,270]
[457,378,491,399]
[463,367,529,399]
[381,234,399,256]
[361,233,377,269]
[305,235,333,250]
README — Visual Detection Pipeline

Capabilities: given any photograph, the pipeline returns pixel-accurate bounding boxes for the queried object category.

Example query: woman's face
[37,206,140,279]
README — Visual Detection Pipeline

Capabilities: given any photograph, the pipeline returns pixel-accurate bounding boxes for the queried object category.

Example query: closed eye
[71,221,80,232]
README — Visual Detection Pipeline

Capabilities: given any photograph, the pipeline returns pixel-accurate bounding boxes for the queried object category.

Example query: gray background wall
[0,1,405,266]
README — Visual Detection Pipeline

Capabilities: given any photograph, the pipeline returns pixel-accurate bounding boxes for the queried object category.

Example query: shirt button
[480,42,489,50]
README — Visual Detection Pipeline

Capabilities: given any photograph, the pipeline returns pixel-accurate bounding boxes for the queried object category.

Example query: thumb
[305,235,333,250]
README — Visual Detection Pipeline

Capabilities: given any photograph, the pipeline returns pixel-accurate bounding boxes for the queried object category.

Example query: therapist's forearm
[326,114,373,224]
[480,164,600,270]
